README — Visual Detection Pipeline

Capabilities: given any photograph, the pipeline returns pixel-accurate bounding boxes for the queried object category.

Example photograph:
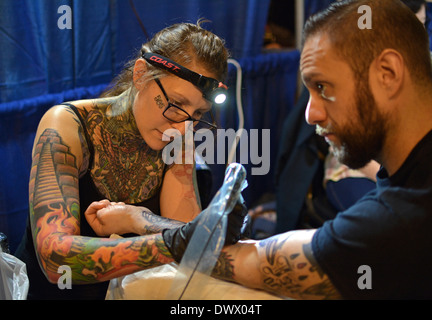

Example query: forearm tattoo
[259,235,340,299]
[260,236,300,293]
[211,251,235,282]
[30,128,173,284]
[140,210,185,234]
[212,233,341,299]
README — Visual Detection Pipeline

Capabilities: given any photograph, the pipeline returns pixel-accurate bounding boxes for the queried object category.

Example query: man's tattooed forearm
[212,251,235,282]
[303,242,325,278]
[259,233,341,299]
[259,235,303,293]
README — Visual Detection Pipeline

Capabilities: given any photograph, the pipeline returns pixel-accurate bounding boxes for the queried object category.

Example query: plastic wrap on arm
[166,163,247,300]
[0,248,29,300]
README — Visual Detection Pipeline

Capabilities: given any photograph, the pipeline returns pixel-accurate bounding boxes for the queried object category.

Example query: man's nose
[305,95,327,125]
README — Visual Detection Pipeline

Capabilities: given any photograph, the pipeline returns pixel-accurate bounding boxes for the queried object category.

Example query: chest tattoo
[79,104,164,203]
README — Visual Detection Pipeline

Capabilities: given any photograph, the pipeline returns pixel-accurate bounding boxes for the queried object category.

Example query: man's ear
[133,59,148,91]
[371,49,404,99]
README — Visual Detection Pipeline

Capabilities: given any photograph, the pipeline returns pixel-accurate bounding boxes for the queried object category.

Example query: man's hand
[162,200,248,262]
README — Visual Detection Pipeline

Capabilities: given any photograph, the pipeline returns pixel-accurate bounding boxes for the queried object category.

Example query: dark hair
[302,0,432,85]
[401,0,426,14]
[101,20,229,97]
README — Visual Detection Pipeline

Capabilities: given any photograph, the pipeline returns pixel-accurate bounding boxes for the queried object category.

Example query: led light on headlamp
[213,90,227,104]
[142,52,228,105]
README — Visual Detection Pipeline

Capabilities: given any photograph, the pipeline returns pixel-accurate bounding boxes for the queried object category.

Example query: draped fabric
[0,50,301,253]
[210,50,300,205]
[1,0,303,253]
[0,0,271,103]
[5,0,429,254]
[0,84,108,253]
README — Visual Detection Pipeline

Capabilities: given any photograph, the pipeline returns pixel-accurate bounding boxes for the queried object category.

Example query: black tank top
[15,103,162,300]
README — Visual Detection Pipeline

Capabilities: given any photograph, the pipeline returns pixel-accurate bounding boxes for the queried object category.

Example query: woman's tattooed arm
[29,122,174,285]
[138,210,185,234]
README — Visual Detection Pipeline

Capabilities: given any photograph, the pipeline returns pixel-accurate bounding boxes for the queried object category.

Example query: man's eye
[317,83,335,102]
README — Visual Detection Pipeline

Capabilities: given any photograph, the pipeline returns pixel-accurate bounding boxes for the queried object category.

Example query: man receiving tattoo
[66,0,432,300]
[208,0,432,299]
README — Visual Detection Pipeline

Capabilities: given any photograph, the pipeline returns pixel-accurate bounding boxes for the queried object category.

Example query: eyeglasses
[154,78,217,131]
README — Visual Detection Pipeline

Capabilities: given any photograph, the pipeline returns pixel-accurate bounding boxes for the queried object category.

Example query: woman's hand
[84,200,144,236]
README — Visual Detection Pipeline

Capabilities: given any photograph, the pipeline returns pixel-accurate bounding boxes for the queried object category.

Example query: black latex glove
[162,200,248,263]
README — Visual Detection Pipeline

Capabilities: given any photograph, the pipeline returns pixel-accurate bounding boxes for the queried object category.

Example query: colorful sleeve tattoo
[29,128,173,284]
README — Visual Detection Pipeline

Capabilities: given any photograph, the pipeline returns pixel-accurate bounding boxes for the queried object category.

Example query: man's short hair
[302,0,432,85]
[401,0,426,14]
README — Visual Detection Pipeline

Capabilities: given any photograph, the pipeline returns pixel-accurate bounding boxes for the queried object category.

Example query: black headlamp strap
[142,52,226,101]
[142,52,201,83]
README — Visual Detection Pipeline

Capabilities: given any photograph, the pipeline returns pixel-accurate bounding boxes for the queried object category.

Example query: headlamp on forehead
[142,52,228,105]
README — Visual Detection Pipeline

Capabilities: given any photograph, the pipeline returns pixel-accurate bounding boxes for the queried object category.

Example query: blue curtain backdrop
[0,0,271,103]
[1,0,301,253]
[4,0,430,253]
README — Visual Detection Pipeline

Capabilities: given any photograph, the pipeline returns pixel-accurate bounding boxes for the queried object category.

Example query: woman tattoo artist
[15,21,247,300]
